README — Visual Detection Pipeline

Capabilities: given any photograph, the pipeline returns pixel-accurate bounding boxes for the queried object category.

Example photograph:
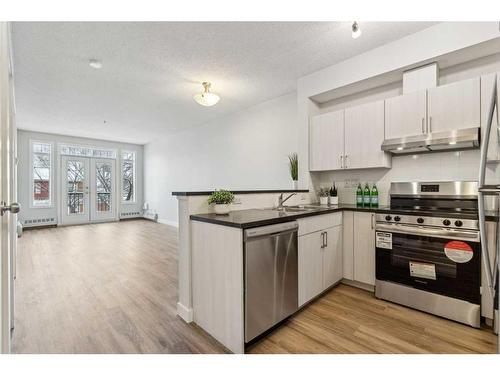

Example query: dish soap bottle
[371,183,379,208]
[356,183,363,207]
[363,183,371,207]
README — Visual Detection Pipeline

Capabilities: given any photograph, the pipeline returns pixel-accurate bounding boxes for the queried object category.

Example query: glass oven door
[375,223,481,304]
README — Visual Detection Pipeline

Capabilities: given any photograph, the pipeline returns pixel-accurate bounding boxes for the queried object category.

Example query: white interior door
[90,158,116,222]
[0,21,17,354]
[61,156,90,225]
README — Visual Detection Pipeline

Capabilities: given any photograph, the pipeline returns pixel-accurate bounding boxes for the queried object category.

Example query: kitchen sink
[273,205,319,212]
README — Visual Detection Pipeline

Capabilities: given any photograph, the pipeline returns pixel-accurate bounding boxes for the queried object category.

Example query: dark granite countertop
[190,204,390,229]
[190,204,500,228]
[172,189,309,196]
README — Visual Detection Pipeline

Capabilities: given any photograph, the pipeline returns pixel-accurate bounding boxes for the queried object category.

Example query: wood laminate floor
[12,220,498,354]
[12,219,227,354]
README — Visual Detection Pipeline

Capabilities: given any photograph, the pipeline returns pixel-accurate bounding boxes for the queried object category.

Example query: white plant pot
[319,197,329,205]
[292,180,298,190]
[214,204,231,215]
[329,196,339,205]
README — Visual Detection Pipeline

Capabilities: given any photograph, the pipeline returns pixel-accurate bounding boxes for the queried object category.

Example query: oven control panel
[375,213,478,230]
[420,184,439,192]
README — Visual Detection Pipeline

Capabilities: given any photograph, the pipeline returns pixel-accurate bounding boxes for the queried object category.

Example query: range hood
[381,127,480,154]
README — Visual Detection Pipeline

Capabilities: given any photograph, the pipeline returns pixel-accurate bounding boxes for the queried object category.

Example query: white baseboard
[177,302,193,322]
[158,218,179,228]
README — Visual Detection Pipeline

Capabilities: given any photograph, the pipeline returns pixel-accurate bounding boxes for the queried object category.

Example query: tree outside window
[32,142,51,207]
[122,151,135,203]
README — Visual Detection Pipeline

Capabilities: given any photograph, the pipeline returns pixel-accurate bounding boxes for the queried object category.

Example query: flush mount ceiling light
[193,82,220,107]
[351,21,362,39]
[88,59,102,69]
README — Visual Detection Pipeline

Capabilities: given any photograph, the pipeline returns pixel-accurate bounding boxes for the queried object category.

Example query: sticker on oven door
[444,241,473,263]
[376,232,392,249]
[409,262,437,280]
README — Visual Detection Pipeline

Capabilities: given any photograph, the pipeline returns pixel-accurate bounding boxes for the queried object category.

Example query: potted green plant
[207,190,235,215]
[318,187,329,205]
[288,152,298,190]
[329,182,338,205]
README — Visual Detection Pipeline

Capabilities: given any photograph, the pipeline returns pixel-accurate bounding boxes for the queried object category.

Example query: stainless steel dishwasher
[244,221,298,343]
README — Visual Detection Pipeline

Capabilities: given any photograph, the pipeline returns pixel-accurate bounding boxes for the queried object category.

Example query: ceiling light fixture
[193,82,220,107]
[89,59,102,69]
[352,21,362,39]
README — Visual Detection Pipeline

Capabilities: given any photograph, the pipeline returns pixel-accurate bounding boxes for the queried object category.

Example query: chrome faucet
[277,193,297,210]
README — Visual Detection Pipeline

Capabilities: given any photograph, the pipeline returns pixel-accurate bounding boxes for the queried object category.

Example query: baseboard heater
[23,217,57,227]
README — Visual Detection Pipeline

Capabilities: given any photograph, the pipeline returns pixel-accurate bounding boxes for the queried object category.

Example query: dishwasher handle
[244,221,298,241]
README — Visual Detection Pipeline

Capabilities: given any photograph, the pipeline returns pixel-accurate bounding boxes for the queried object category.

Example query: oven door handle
[375,223,480,242]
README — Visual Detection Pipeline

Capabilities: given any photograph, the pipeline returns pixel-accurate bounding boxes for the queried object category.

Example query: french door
[61,156,116,225]
[91,158,116,221]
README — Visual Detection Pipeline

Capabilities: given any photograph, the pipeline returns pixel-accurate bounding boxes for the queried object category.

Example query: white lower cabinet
[342,211,354,279]
[298,213,343,306]
[353,212,376,285]
[298,232,324,306]
[343,211,376,286]
[323,225,343,289]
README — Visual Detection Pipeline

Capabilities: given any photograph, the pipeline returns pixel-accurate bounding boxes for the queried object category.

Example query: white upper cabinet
[309,110,344,171]
[427,77,480,133]
[385,90,427,139]
[344,100,391,169]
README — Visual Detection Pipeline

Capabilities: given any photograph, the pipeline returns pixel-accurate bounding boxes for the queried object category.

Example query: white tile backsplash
[315,149,500,208]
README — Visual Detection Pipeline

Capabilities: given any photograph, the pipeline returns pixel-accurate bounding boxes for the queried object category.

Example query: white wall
[144,92,298,226]
[17,130,144,226]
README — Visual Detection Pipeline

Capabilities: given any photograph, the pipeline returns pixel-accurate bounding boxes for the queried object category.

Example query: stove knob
[385,215,392,221]
[394,216,401,222]
[455,220,463,227]
[417,217,424,224]
[443,219,451,226]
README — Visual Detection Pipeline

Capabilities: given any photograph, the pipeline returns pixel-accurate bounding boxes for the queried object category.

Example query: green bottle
[356,183,363,207]
[363,183,371,207]
[371,183,379,208]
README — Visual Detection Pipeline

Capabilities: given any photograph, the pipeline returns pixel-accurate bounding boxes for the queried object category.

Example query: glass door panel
[90,158,116,221]
[67,160,86,214]
[96,162,112,213]
[61,156,90,225]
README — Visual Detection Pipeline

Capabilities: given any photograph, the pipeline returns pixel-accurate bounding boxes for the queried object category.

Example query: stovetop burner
[383,181,480,226]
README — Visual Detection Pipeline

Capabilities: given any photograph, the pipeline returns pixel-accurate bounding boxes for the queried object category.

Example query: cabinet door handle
[371,214,374,230]
[345,155,349,169]
[320,232,324,248]
[340,155,343,169]
[429,116,432,133]
[325,231,328,247]
[421,118,425,133]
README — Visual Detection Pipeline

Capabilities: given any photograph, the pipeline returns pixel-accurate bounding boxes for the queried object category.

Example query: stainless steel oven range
[375,181,481,327]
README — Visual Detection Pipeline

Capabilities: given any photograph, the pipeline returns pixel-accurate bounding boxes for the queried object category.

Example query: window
[122,151,135,203]
[32,141,52,207]
[60,144,116,159]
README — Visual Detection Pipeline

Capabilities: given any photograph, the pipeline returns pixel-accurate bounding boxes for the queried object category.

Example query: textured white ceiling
[12,22,437,144]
